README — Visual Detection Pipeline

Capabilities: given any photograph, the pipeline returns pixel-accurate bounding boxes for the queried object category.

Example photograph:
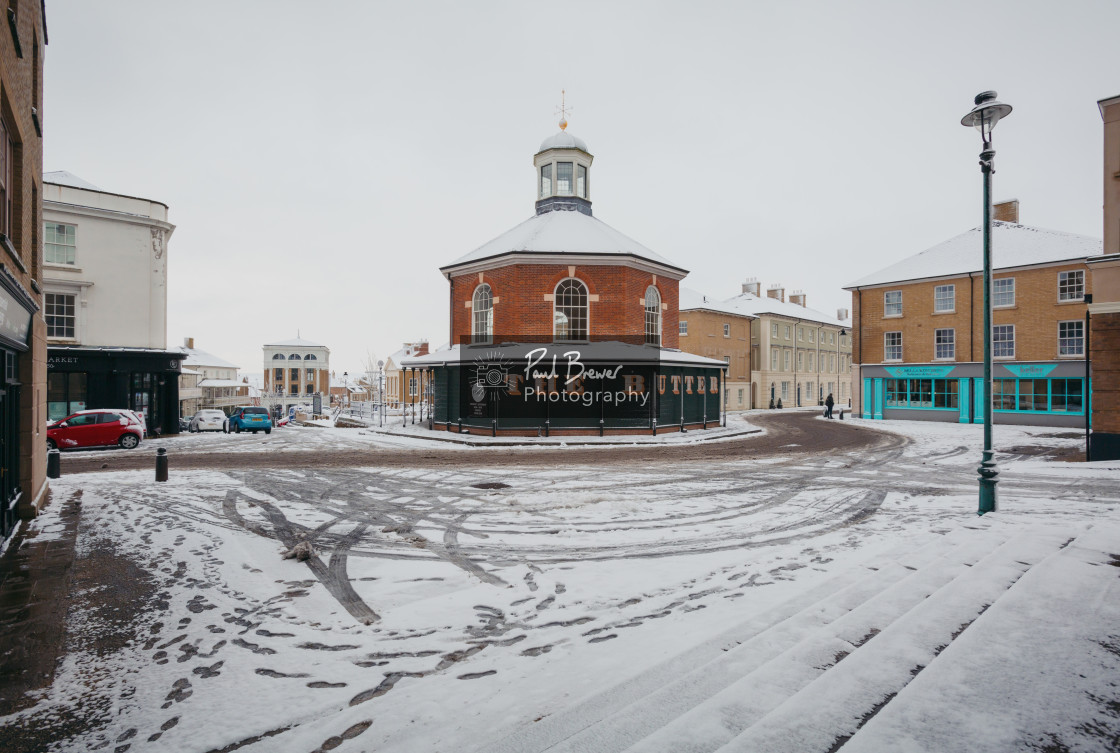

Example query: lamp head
[961,91,1012,142]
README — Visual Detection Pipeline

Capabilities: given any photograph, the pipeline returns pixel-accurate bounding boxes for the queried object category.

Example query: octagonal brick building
[405,120,725,435]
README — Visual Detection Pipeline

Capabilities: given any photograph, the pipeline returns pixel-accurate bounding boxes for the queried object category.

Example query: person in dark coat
[825,393,835,419]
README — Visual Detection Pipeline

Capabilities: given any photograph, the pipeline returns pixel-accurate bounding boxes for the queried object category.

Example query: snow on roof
[538,130,590,153]
[264,337,328,348]
[197,379,248,388]
[443,210,683,271]
[44,170,101,191]
[178,346,240,371]
[846,221,1102,289]
[180,367,202,376]
[681,286,848,327]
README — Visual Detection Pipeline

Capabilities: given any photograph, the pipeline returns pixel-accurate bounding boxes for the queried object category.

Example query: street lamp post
[377,359,385,428]
[961,91,1012,516]
[838,327,847,404]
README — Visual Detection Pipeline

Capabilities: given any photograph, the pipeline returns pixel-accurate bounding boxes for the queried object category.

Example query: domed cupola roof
[538,129,589,154]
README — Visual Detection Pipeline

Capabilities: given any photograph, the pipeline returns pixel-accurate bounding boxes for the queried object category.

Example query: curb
[354,426,764,448]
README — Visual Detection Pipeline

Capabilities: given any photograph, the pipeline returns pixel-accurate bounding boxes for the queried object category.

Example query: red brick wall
[450,264,679,348]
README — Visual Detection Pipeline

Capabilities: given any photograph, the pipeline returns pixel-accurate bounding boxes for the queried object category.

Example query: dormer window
[540,164,551,198]
[557,162,573,195]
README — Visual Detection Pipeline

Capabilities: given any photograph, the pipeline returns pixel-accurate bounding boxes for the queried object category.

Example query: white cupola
[533,114,593,216]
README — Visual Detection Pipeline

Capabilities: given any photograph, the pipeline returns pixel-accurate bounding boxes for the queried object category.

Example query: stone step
[708,530,1072,753]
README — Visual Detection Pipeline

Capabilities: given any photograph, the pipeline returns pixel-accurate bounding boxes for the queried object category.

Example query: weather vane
[555,89,572,130]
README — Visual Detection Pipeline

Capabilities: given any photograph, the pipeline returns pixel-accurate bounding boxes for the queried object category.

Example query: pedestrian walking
[825,393,835,419]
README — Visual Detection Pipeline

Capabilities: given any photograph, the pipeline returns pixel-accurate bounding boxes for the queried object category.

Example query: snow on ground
[11,417,1120,752]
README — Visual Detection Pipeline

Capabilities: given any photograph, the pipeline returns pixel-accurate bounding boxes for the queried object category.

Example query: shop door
[0,385,16,540]
[131,373,158,432]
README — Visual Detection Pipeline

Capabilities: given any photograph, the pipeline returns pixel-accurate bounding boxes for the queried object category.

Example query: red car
[47,410,145,450]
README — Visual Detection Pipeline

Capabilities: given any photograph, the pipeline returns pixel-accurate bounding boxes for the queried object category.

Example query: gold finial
[555,89,571,130]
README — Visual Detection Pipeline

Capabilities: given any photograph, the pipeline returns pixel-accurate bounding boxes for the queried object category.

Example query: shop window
[933,379,958,409]
[1017,379,1048,412]
[1051,379,1083,412]
[47,371,87,420]
[993,379,1016,410]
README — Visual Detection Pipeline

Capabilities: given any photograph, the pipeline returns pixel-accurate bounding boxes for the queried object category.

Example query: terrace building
[846,202,1098,427]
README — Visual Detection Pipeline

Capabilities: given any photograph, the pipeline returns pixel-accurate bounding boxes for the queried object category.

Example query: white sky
[42,0,1120,376]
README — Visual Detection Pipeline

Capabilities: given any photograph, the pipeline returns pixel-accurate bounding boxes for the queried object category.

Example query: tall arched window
[472,284,493,344]
[554,279,588,341]
[644,286,661,346]
[288,353,302,361]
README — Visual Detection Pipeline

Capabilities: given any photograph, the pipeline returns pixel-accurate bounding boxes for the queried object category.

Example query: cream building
[680,280,852,410]
[262,337,331,413]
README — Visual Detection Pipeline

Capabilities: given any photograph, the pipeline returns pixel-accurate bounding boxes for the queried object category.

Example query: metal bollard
[47,448,61,479]
[155,447,168,482]
[599,418,604,437]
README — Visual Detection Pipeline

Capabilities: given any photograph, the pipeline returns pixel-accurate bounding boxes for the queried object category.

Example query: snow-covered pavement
[6,416,1120,752]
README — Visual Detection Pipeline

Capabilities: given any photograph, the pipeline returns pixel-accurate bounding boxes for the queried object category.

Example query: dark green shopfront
[860,362,1086,427]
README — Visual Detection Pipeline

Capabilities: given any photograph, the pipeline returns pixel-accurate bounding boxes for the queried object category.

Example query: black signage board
[0,267,35,351]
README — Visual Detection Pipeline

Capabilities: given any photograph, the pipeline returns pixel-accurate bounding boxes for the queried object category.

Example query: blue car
[228,406,272,434]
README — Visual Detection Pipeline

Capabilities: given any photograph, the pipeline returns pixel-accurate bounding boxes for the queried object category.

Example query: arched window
[644,286,661,346]
[272,353,285,361]
[472,284,493,344]
[288,353,301,360]
[554,279,588,341]
[305,354,317,361]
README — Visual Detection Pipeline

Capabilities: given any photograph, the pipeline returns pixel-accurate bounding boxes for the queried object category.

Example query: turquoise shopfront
[859,362,1086,428]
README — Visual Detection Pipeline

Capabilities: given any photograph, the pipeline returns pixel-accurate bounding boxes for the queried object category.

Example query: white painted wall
[42,181,175,349]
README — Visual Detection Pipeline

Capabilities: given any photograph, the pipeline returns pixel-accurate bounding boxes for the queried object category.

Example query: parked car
[228,406,272,434]
[190,409,228,433]
[47,409,144,450]
[121,409,147,439]
[179,414,193,432]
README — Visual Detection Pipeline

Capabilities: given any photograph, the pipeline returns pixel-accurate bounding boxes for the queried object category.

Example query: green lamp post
[961,91,1012,515]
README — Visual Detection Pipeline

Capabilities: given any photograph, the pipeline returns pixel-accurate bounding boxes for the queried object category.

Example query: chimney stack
[767,284,785,303]
[742,278,761,296]
[789,290,806,307]
[993,199,1019,223]
[184,337,195,349]
[837,307,850,322]
[417,341,429,356]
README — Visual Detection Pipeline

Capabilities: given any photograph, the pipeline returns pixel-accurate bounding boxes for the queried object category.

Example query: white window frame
[884,331,902,362]
[679,320,688,336]
[472,284,493,344]
[45,221,77,266]
[771,323,778,338]
[1058,270,1084,302]
[993,324,1015,358]
[783,350,790,370]
[554,278,589,342]
[723,323,730,338]
[993,277,1015,308]
[770,349,778,370]
[934,328,955,360]
[45,291,78,340]
[784,325,791,339]
[1058,320,1084,357]
[934,284,955,313]
[645,286,662,346]
[884,290,903,317]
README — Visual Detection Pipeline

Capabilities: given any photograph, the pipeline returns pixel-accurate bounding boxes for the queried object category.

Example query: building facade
[681,281,852,411]
[262,337,330,414]
[1088,95,1120,459]
[0,0,47,539]
[178,338,247,415]
[43,172,181,435]
[384,341,429,409]
[847,204,1098,427]
[404,118,725,435]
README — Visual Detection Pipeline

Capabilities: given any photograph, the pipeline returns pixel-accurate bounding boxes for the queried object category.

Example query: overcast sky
[43,0,1120,378]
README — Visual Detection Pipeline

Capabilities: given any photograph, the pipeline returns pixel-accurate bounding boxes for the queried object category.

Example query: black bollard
[155,447,168,482]
[47,448,61,479]
[839,408,845,420]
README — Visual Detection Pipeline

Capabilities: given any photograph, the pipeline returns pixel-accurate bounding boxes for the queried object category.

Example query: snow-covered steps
[476,525,1012,753]
[706,528,1078,753]
[837,522,1120,753]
